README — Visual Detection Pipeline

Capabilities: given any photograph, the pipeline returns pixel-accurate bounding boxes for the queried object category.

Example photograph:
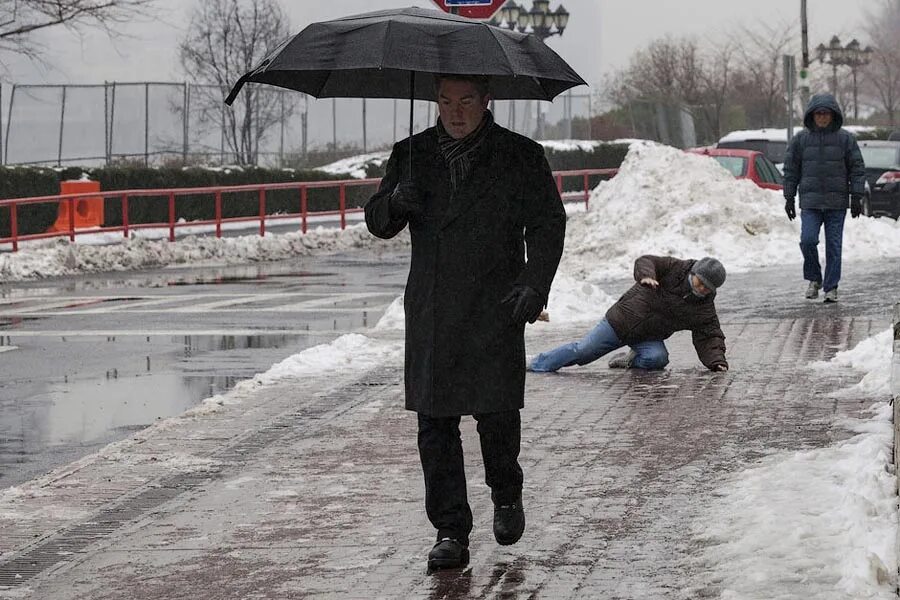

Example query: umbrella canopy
[224,7,586,105]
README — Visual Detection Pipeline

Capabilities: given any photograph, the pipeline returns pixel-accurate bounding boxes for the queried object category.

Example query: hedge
[2,143,630,239]
[362,142,629,193]
[0,167,64,238]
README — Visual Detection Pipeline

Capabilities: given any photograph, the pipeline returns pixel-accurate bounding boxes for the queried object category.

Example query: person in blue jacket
[782,93,866,303]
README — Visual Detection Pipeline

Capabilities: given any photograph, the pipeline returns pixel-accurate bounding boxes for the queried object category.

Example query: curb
[893,302,900,480]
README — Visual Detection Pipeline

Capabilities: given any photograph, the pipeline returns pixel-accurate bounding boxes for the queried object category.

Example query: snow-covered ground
[2,141,898,596]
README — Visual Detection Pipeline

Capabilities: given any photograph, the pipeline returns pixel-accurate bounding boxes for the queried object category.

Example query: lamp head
[555,5,569,32]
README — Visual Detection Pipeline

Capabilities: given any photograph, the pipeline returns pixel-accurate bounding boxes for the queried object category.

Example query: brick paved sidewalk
[1,261,897,599]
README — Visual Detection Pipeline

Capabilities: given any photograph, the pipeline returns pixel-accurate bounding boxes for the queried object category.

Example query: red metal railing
[0,168,616,252]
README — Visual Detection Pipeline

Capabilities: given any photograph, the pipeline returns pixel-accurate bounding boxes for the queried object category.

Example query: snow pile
[316,151,390,179]
[694,402,898,600]
[373,296,405,331]
[697,327,899,598]
[253,333,402,384]
[543,272,617,324]
[559,142,900,282]
[696,404,897,600]
[370,272,615,333]
[812,327,894,396]
[0,224,409,282]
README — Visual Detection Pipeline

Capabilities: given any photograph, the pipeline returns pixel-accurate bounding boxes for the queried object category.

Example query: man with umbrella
[225,6,582,573]
[365,73,566,571]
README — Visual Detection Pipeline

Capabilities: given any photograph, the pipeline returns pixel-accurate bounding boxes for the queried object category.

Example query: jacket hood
[803,93,843,131]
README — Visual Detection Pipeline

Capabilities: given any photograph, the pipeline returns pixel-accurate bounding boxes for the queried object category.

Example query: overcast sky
[1,0,885,90]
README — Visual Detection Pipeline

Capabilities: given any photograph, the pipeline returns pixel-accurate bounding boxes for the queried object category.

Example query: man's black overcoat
[365,122,566,417]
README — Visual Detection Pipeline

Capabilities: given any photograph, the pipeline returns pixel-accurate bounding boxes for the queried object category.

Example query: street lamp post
[815,35,874,121]
[490,0,570,138]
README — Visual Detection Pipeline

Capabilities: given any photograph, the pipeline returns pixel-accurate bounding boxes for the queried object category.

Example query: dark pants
[417,410,523,546]
[800,208,846,292]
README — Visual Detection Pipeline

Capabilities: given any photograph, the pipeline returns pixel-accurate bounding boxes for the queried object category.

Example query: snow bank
[559,142,900,282]
[0,224,409,282]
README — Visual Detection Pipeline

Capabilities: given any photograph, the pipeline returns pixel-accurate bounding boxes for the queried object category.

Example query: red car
[686,147,784,191]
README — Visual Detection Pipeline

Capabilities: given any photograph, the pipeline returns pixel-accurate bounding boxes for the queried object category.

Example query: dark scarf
[436,110,494,192]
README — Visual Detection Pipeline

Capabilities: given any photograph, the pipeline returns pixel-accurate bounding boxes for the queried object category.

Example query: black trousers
[417,410,523,546]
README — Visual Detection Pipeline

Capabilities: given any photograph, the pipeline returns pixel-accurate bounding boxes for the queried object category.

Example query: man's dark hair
[434,73,491,98]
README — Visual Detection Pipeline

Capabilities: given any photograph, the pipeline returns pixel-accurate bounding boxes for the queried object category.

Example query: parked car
[716,129,790,172]
[686,147,784,191]
[717,127,873,174]
[857,140,900,219]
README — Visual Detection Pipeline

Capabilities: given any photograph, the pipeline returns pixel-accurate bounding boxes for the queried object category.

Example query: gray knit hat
[692,257,726,291]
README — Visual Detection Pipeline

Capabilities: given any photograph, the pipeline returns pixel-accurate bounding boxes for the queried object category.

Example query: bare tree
[604,36,737,145]
[179,0,293,165]
[862,0,900,127]
[693,39,736,142]
[729,23,795,128]
[0,0,155,61]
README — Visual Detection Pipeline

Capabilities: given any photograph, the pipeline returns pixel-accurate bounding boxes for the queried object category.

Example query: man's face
[813,109,833,129]
[437,79,491,140]
[691,274,712,296]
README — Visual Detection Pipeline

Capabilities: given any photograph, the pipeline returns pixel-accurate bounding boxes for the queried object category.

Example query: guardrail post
[893,302,900,486]
[215,190,222,238]
[168,192,176,242]
[583,173,590,209]
[259,188,266,237]
[68,197,76,242]
[10,202,17,252]
[301,187,308,234]
[122,195,129,238]
[339,184,346,230]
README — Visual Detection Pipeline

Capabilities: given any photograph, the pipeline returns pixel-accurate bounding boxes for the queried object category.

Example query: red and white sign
[431,0,507,21]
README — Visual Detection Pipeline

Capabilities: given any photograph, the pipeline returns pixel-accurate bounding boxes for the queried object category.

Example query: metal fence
[0,81,596,168]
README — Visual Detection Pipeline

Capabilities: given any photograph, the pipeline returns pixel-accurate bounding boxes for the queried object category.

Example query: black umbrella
[224,6,587,173]
[225,7,585,104]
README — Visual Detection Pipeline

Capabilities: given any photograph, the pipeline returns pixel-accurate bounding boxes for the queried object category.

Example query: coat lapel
[439,127,501,231]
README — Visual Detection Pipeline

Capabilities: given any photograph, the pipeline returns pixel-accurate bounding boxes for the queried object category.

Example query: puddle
[0,332,336,488]
[166,272,337,286]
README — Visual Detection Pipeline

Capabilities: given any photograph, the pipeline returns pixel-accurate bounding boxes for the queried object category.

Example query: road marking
[0,346,18,353]
[0,292,398,316]
[0,329,364,337]
[0,305,390,316]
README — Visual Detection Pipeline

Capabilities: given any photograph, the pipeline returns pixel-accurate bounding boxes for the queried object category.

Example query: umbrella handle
[408,71,414,183]
[224,75,249,106]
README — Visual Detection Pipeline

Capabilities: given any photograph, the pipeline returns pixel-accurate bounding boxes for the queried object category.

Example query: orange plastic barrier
[47,180,104,232]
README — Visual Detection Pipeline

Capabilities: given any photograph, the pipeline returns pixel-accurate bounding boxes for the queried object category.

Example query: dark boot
[427,538,469,572]
[493,496,525,545]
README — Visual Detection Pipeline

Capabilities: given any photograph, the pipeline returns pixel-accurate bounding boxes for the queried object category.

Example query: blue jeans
[528,318,669,372]
[800,208,846,292]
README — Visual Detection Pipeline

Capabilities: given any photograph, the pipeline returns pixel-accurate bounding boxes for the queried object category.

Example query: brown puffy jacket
[605,255,727,370]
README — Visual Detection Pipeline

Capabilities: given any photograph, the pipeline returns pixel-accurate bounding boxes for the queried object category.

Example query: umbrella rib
[485,27,518,77]
[381,20,390,70]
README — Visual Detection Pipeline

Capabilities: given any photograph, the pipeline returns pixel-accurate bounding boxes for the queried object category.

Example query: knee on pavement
[632,348,669,370]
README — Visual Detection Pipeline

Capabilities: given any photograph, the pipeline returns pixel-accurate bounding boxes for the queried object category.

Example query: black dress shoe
[427,538,469,572]
[493,496,525,545]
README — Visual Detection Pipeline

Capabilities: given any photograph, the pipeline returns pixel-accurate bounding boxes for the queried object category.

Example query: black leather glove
[784,198,796,221]
[850,194,862,219]
[501,285,544,325]
[389,182,425,220]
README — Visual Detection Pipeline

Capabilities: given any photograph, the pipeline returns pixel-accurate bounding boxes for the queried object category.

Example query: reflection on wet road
[0,252,408,488]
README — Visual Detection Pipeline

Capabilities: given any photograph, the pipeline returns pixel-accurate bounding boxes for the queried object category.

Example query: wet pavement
[0,253,408,488]
[0,257,898,599]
